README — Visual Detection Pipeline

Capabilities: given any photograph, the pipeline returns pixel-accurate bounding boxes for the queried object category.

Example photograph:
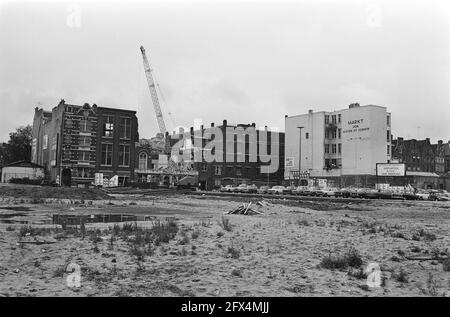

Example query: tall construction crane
[140,46,167,135]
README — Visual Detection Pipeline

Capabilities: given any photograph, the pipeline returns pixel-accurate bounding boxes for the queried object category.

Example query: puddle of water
[0,219,29,224]
[52,214,154,225]
[0,213,27,218]
[1,206,32,212]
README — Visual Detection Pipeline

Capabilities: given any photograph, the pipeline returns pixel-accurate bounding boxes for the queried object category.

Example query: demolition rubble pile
[226,200,271,215]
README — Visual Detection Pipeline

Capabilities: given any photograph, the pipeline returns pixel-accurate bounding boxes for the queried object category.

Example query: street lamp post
[297,126,304,186]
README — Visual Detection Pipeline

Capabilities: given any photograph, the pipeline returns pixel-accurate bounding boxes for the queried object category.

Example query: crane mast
[140,46,167,135]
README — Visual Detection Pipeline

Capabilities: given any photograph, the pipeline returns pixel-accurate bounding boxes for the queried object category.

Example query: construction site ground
[0,184,449,297]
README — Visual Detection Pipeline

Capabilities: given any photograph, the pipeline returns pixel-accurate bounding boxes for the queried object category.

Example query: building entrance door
[61,168,72,187]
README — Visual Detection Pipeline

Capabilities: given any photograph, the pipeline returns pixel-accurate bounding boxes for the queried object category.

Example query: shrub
[191,229,200,240]
[227,245,241,259]
[396,269,408,283]
[320,248,363,270]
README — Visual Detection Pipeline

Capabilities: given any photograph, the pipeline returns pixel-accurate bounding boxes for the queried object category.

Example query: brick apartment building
[391,138,446,174]
[164,120,285,190]
[31,99,139,186]
[391,137,447,189]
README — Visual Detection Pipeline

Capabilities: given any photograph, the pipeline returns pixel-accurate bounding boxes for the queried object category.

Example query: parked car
[267,186,286,195]
[257,186,270,194]
[361,189,379,199]
[220,185,236,192]
[416,190,430,201]
[233,184,248,193]
[242,184,258,193]
[430,190,450,201]
[317,188,339,197]
[340,187,357,198]
[282,185,296,195]
[292,186,309,196]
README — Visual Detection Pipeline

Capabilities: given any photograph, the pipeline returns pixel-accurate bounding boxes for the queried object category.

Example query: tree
[4,125,32,164]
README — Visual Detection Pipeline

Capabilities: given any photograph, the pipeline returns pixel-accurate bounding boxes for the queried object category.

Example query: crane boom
[140,46,167,135]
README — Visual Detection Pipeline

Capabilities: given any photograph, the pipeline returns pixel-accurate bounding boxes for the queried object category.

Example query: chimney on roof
[308,109,313,114]
[252,123,255,127]
[211,122,214,127]
[223,120,227,127]
[438,140,443,145]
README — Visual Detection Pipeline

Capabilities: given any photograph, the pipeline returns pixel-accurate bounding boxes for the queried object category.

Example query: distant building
[391,138,447,189]
[285,103,392,187]
[151,120,285,190]
[444,142,450,173]
[1,160,44,183]
[31,99,139,187]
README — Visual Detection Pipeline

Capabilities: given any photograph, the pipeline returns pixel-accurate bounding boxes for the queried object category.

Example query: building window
[387,145,390,155]
[331,159,337,166]
[332,144,337,154]
[332,130,337,139]
[387,130,390,142]
[236,167,242,176]
[101,144,113,166]
[139,152,147,170]
[338,143,341,154]
[120,118,131,139]
[387,116,390,125]
[338,114,341,123]
[325,159,330,167]
[202,164,207,172]
[80,136,91,147]
[305,132,309,139]
[80,119,91,133]
[332,115,336,124]
[338,128,341,139]
[325,115,329,124]
[103,116,114,137]
[215,166,222,175]
[79,151,90,161]
[119,145,130,166]
[325,144,330,154]
[43,135,48,150]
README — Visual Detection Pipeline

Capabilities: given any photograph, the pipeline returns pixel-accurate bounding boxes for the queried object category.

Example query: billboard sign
[376,163,406,176]
[285,157,295,168]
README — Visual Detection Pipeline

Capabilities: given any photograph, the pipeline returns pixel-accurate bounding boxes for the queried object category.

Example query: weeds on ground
[320,248,363,270]
[395,269,409,283]
[220,216,233,232]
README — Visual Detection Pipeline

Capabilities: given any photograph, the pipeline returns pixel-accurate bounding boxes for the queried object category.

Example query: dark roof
[4,160,44,168]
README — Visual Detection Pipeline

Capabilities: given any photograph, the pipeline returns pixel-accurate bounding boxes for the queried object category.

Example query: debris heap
[226,200,271,216]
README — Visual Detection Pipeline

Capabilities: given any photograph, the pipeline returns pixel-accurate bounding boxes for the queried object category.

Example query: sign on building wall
[285,157,295,168]
[376,163,406,176]
[94,173,104,186]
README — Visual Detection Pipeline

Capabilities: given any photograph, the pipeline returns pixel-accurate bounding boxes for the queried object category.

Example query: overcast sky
[0,0,449,143]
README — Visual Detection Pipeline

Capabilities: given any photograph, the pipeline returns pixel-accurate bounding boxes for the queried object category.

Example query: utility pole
[297,126,304,186]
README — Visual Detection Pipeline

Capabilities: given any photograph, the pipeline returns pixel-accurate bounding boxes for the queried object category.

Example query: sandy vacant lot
[0,186,449,297]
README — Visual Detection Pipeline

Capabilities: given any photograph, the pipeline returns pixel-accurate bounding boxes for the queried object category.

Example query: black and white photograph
[0,0,449,302]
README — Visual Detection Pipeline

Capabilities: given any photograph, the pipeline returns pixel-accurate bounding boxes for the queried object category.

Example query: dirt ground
[0,186,449,297]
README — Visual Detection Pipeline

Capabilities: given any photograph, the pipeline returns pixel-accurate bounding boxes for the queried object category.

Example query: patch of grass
[197,218,211,227]
[296,219,310,226]
[226,244,241,259]
[177,229,190,245]
[220,216,233,232]
[191,229,200,240]
[442,258,450,272]
[320,248,363,270]
[425,272,439,296]
[396,269,409,283]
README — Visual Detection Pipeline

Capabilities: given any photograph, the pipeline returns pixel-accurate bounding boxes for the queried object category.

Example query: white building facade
[285,103,392,186]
